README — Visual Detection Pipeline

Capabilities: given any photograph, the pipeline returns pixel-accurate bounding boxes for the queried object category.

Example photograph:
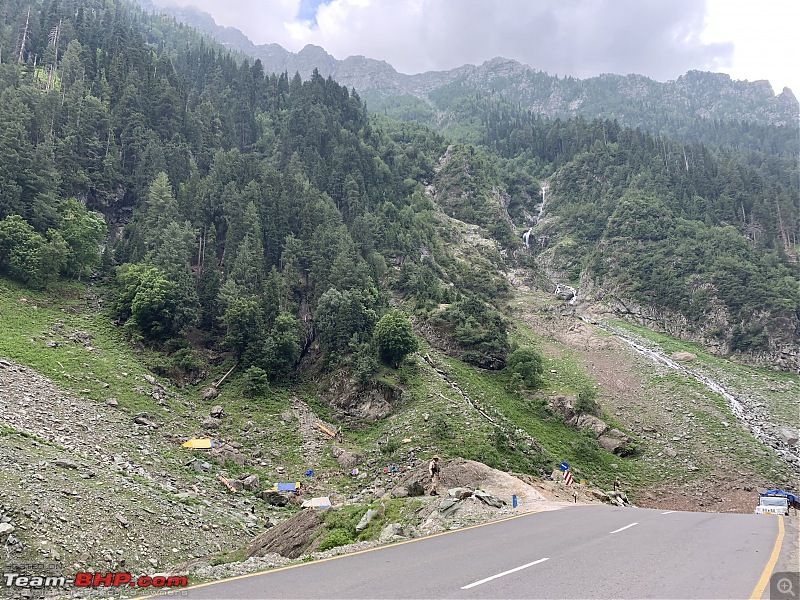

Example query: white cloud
[151,0,798,95]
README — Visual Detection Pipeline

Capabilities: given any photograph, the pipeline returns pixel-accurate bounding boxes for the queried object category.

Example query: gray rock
[133,414,158,428]
[473,490,504,508]
[201,417,221,430]
[390,487,409,498]
[241,475,260,491]
[210,405,225,418]
[0,523,14,536]
[438,498,461,517]
[331,445,362,469]
[406,481,426,497]
[575,414,609,436]
[115,514,129,528]
[201,387,219,401]
[258,491,288,507]
[53,459,79,469]
[106,398,119,407]
[356,508,378,532]
[144,374,158,386]
[448,487,473,500]
[777,427,799,446]
[379,523,406,542]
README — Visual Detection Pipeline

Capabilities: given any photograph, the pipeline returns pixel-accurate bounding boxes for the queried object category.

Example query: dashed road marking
[661,511,677,514]
[610,522,638,534]
[461,558,550,590]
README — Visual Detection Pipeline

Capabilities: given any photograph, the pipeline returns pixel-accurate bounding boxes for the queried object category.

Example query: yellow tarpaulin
[182,438,214,449]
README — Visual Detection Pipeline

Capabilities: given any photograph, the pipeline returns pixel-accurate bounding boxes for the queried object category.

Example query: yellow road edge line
[749,515,785,600]
[137,507,549,599]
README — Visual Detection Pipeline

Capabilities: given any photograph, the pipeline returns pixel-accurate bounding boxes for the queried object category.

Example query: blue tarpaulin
[274,482,299,492]
[761,489,799,506]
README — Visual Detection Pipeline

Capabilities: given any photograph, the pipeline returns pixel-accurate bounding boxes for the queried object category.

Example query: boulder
[332,445,362,469]
[438,497,461,518]
[53,459,79,470]
[473,489,504,508]
[598,429,631,455]
[201,387,219,401]
[671,351,697,362]
[379,523,407,542]
[247,509,322,559]
[448,487,473,500]
[406,481,426,497]
[575,414,608,436]
[356,508,379,532]
[390,487,409,499]
[133,414,158,428]
[258,491,289,507]
[591,489,611,503]
[241,475,260,491]
[201,417,221,430]
[777,427,799,446]
[210,405,225,418]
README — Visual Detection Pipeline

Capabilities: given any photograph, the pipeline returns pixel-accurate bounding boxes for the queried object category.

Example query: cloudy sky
[152,0,799,95]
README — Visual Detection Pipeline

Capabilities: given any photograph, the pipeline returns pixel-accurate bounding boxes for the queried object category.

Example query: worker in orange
[428,455,441,496]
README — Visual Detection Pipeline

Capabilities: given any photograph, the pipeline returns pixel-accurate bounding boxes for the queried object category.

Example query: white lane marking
[661,511,676,515]
[610,522,638,534]
[461,558,549,590]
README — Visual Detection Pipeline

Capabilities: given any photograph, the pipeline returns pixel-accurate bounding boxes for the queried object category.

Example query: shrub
[242,366,270,397]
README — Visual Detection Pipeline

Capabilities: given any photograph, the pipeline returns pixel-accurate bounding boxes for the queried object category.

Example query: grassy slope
[1,273,796,574]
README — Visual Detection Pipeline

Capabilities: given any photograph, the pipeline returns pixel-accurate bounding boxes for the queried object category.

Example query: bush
[317,529,354,552]
[504,347,544,389]
[373,310,418,368]
[575,386,600,415]
[242,366,270,397]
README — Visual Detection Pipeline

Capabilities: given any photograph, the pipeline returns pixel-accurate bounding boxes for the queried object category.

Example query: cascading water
[523,228,533,248]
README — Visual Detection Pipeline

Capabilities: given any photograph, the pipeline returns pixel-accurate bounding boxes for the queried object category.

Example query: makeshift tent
[272,482,300,492]
[182,438,214,449]
[301,496,332,509]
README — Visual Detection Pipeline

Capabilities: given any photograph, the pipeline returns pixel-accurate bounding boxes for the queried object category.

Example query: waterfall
[523,227,533,248]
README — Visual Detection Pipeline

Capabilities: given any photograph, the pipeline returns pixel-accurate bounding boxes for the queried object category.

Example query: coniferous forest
[0,0,798,383]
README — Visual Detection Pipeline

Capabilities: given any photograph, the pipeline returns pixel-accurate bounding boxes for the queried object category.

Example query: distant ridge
[140,1,798,130]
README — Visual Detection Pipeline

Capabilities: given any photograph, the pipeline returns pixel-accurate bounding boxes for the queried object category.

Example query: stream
[578,316,800,472]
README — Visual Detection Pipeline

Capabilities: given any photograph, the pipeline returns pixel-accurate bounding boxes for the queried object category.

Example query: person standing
[428,455,441,496]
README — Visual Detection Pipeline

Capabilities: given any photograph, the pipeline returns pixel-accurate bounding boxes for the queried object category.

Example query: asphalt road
[178,505,785,599]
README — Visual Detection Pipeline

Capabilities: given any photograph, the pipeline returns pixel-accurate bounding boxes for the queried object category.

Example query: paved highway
[177,506,787,599]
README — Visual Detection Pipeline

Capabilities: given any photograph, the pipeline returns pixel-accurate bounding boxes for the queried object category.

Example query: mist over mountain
[141,1,798,138]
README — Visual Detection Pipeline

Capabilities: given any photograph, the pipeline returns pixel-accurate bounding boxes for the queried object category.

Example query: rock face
[318,369,401,420]
[247,509,321,559]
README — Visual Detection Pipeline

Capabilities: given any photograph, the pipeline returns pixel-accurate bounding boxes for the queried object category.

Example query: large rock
[201,417,221,430]
[258,491,289,507]
[575,414,609,436]
[379,523,408,542]
[448,487,473,500]
[406,481,426,497]
[241,475,260,491]
[598,429,631,455]
[332,445,362,469]
[777,427,799,446]
[473,489,504,508]
[201,387,219,400]
[210,405,225,418]
[671,351,697,362]
[439,497,461,517]
[356,508,379,532]
[247,509,321,559]
[53,459,79,469]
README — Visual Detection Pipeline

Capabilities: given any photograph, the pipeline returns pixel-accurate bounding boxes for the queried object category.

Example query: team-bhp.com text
[4,571,188,590]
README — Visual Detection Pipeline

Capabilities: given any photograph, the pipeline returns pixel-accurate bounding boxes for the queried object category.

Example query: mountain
[0,0,797,578]
[141,2,799,141]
